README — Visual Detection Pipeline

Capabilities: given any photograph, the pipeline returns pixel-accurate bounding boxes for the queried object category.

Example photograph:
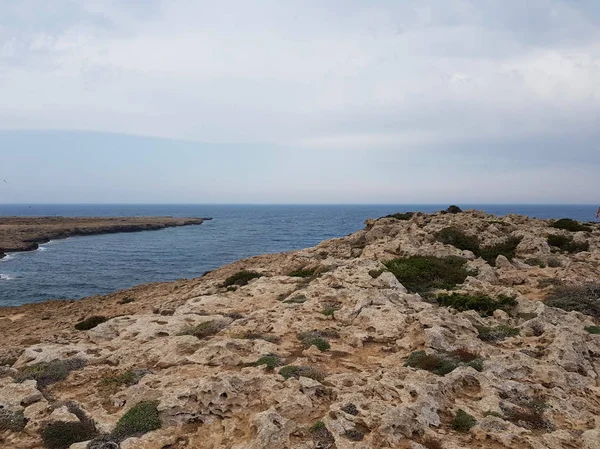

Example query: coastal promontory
[1,210,600,449]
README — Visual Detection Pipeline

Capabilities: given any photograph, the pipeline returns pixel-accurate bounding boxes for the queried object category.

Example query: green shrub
[74,316,107,331]
[383,212,414,220]
[223,271,262,287]
[113,401,161,439]
[240,332,280,343]
[437,227,480,254]
[368,269,386,279]
[178,320,226,339]
[452,409,477,433]
[384,256,472,293]
[446,205,463,214]
[41,421,96,449]
[436,293,517,316]
[254,354,282,370]
[279,365,325,382]
[545,284,600,319]
[477,325,520,341]
[551,218,591,232]
[404,350,483,376]
[501,397,553,431]
[547,235,589,253]
[15,359,85,388]
[0,409,26,432]
[480,236,523,265]
[585,326,600,334]
[321,305,338,317]
[298,332,330,351]
[99,369,147,388]
[310,420,335,447]
[525,258,546,268]
[283,295,307,304]
[288,268,316,278]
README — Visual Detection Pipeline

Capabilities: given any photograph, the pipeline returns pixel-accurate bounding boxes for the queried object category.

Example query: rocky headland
[0,217,209,259]
[1,209,600,449]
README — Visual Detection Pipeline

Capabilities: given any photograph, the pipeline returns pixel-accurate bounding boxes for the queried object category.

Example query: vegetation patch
[113,401,161,439]
[311,421,335,447]
[178,320,226,339]
[344,426,367,441]
[0,409,26,432]
[288,267,316,278]
[405,350,484,376]
[480,236,523,265]
[436,293,517,316]
[501,398,553,431]
[279,365,325,382]
[452,409,477,433]
[446,205,463,214]
[298,332,331,351]
[384,256,472,293]
[41,421,97,449]
[524,258,546,268]
[550,218,591,232]
[254,354,282,370]
[547,234,589,253]
[99,369,147,389]
[118,297,135,305]
[518,312,538,321]
[283,294,307,304]
[547,257,562,268]
[223,271,262,287]
[585,326,600,334]
[437,227,480,254]
[477,325,520,342]
[15,358,85,388]
[368,268,386,279]
[240,332,280,343]
[421,438,444,449]
[383,212,414,220]
[74,316,107,331]
[321,304,340,317]
[545,284,600,319]
[341,403,359,416]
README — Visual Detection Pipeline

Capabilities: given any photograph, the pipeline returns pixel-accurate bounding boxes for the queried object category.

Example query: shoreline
[0,216,211,260]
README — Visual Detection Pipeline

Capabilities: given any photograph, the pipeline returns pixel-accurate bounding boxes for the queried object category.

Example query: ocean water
[0,204,597,307]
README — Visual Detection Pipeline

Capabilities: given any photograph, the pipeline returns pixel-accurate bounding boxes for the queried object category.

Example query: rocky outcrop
[0,216,209,257]
[1,210,599,448]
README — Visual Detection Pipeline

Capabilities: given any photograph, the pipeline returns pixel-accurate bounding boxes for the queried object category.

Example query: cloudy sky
[1,0,599,203]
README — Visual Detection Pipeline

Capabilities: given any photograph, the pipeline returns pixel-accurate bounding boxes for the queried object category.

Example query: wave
[0,274,14,281]
[0,253,16,262]
[38,246,48,251]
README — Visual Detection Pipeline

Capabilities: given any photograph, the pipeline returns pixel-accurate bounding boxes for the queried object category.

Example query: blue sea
[0,204,597,307]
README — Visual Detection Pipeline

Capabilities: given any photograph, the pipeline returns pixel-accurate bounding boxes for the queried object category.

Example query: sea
[0,204,597,307]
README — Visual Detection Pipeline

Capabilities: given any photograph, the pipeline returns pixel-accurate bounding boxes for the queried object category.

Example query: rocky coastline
[0,216,210,260]
[1,209,600,449]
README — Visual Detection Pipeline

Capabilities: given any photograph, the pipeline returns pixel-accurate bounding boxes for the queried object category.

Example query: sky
[0,0,599,204]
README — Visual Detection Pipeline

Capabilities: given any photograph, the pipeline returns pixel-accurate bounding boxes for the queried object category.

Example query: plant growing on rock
[436,292,517,316]
[298,332,331,351]
[311,421,335,447]
[524,258,546,268]
[15,358,85,387]
[99,369,148,389]
[479,236,523,265]
[501,397,553,431]
[550,218,591,232]
[223,271,262,287]
[74,316,107,331]
[41,420,97,449]
[0,409,26,432]
[477,325,520,341]
[451,409,477,433]
[384,256,473,293]
[279,365,325,382]
[178,320,226,339]
[405,350,484,376]
[112,401,161,439]
[254,354,282,370]
[383,212,414,220]
[446,205,463,214]
[545,284,600,319]
[288,267,317,278]
[547,234,589,253]
[585,326,600,334]
[341,403,359,416]
[368,268,386,279]
[437,227,480,254]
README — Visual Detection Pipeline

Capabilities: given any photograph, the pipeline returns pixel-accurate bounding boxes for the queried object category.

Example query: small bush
[341,403,359,416]
[437,227,480,254]
[113,401,161,439]
[0,409,26,432]
[368,269,386,279]
[223,271,262,287]
[311,421,335,447]
[551,218,591,232]
[502,397,553,431]
[384,256,472,293]
[525,258,546,268]
[384,212,414,220]
[74,316,107,331]
[118,297,135,305]
[178,320,226,339]
[283,295,308,304]
[585,326,600,334]
[41,421,96,449]
[446,205,463,214]
[289,268,316,278]
[344,427,366,441]
[99,369,147,388]
[547,234,589,253]
[480,236,523,265]
[537,277,563,288]
[321,305,338,317]
[240,332,280,343]
[545,284,600,319]
[436,293,517,316]
[279,365,325,382]
[15,358,85,388]
[547,257,562,268]
[254,354,282,370]
[452,409,477,433]
[405,350,483,376]
[477,325,520,341]
[299,332,330,351]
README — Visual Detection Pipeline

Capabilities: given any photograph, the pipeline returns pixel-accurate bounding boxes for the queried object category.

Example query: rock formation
[1,210,599,449]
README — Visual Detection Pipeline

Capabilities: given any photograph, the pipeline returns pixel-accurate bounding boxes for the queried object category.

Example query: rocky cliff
[1,210,600,449]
